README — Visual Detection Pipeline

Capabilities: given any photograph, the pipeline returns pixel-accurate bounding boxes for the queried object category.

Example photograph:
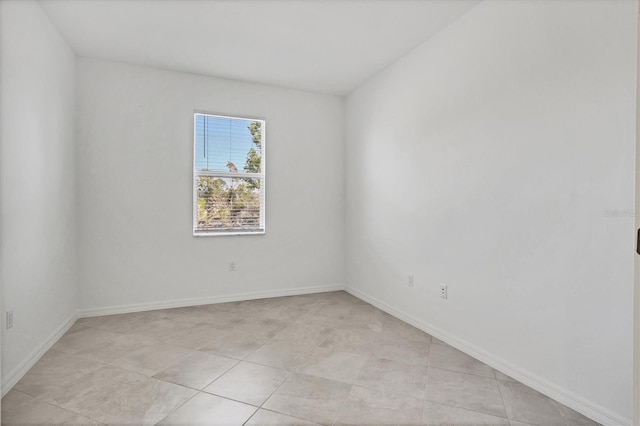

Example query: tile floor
[2,291,599,425]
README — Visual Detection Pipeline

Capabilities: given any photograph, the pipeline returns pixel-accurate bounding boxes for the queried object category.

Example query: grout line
[7,389,105,425]
[12,365,113,424]
[230,357,295,371]
[423,393,513,423]
[149,356,241,394]
[152,388,200,424]
[257,369,291,410]
[426,363,504,381]
[495,375,511,422]
[199,390,262,409]
[197,357,242,391]
[247,407,324,426]
[424,371,511,421]
[330,382,355,426]
[422,332,434,423]
[245,373,331,426]
[242,409,260,425]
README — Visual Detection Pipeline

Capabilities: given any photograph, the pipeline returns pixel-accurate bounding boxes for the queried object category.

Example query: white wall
[76,58,344,313]
[345,0,636,424]
[0,0,78,391]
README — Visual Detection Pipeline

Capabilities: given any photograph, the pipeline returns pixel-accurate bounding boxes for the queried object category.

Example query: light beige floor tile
[498,380,571,426]
[356,357,428,399]
[272,320,335,346]
[552,400,600,425]
[319,323,383,355]
[198,330,269,359]
[299,300,353,323]
[309,291,350,303]
[264,304,313,322]
[245,409,319,425]
[246,340,318,371]
[235,317,290,338]
[203,361,290,406]
[66,321,90,334]
[297,347,369,384]
[382,317,432,345]
[157,392,257,426]
[2,390,102,426]
[145,306,213,326]
[495,370,517,382]
[160,324,229,350]
[201,299,245,312]
[373,333,431,366]
[263,373,352,425]
[109,343,193,376]
[429,342,495,378]
[43,365,196,425]
[426,367,506,418]
[335,385,423,426]
[230,297,286,314]
[343,304,392,329]
[128,317,191,340]
[422,400,510,425]
[14,349,106,398]
[190,306,252,329]
[154,351,238,390]
[41,365,145,407]
[52,327,155,363]
[76,311,149,333]
[93,378,196,425]
[276,295,323,310]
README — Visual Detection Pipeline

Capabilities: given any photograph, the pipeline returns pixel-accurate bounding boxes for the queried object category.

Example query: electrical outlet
[6,311,13,329]
[440,284,448,299]
[408,274,414,287]
[229,261,236,272]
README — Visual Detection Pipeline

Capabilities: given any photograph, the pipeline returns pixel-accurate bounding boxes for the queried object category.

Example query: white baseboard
[78,284,345,318]
[1,312,77,397]
[345,285,630,426]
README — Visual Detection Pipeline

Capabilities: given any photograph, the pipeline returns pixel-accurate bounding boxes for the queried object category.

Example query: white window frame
[192,112,266,237]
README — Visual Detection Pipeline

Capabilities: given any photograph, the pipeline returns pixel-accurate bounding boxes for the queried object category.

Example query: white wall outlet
[229,261,236,272]
[408,274,414,287]
[6,311,13,329]
[440,284,448,299]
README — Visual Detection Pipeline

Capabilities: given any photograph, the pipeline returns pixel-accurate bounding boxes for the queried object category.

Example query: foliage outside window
[193,113,265,235]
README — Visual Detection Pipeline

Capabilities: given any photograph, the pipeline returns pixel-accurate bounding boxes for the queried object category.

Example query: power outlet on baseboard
[6,311,13,329]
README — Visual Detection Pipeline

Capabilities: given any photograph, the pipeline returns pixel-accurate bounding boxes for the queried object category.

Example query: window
[193,113,265,235]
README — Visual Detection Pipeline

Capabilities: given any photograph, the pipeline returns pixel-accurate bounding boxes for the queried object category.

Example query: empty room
[0,0,638,425]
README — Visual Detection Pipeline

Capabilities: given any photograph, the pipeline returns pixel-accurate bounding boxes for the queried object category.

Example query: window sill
[193,230,266,237]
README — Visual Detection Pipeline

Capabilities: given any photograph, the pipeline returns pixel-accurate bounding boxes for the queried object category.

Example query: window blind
[193,113,265,235]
